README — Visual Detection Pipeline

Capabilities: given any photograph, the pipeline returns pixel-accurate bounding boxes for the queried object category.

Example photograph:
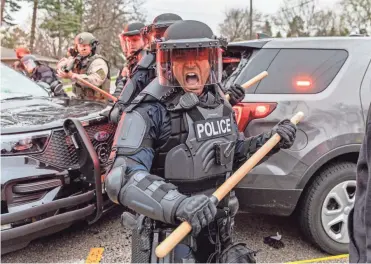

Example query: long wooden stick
[155,111,305,258]
[74,76,118,102]
[225,71,268,101]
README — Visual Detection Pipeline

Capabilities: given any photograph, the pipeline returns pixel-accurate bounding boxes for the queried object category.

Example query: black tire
[299,162,356,255]
[131,228,151,263]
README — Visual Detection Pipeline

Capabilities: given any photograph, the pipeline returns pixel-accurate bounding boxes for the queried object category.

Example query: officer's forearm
[113,78,127,98]
[105,156,186,224]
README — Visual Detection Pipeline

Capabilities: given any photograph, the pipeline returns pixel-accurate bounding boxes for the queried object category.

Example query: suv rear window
[235,48,348,94]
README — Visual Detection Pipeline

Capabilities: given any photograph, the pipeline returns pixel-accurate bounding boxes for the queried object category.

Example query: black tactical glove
[226,84,245,106]
[272,119,297,149]
[99,102,124,124]
[175,194,217,237]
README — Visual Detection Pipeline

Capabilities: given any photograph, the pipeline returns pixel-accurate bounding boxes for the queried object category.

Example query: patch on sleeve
[96,68,106,80]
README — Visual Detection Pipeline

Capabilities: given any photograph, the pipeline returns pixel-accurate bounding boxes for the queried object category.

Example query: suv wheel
[299,162,356,254]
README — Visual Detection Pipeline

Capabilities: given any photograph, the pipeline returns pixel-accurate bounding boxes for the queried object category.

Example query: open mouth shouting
[185,72,201,88]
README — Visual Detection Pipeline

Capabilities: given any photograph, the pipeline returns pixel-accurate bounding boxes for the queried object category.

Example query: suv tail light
[233,103,277,131]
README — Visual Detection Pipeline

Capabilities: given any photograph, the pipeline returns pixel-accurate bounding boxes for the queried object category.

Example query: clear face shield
[22,59,37,73]
[118,32,128,55]
[156,43,222,94]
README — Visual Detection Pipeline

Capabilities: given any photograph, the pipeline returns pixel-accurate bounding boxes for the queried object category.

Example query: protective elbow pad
[104,156,127,204]
[119,171,187,224]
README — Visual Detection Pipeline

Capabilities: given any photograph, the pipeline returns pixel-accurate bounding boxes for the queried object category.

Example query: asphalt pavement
[1,206,349,263]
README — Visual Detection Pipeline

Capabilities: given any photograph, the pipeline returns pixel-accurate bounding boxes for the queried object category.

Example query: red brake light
[233,103,277,132]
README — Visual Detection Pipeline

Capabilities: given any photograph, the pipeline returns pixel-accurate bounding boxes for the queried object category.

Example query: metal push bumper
[1,191,96,254]
[1,118,104,254]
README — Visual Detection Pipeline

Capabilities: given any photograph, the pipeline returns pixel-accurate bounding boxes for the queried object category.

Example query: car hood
[1,95,107,133]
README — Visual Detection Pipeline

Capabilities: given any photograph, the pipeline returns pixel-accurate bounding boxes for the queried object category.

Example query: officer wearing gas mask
[57,32,110,102]
[21,54,65,97]
[104,20,297,263]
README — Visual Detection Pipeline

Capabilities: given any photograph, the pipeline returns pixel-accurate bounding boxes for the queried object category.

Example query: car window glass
[0,63,49,97]
[234,49,280,94]
[254,49,348,94]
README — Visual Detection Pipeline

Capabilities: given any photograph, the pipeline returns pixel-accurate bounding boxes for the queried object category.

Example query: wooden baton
[225,71,268,101]
[155,111,305,258]
[74,76,118,102]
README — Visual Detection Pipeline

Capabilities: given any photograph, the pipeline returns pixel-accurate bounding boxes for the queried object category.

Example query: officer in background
[113,22,146,98]
[104,20,297,263]
[114,25,130,95]
[57,32,110,102]
[21,54,65,97]
[13,47,31,75]
[105,14,184,123]
[141,13,183,50]
[349,103,371,263]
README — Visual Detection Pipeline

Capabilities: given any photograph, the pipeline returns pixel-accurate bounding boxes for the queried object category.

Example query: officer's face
[172,49,210,95]
[77,43,92,57]
[126,35,144,55]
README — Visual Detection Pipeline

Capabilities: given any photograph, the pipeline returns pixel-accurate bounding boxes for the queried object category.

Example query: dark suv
[224,37,371,254]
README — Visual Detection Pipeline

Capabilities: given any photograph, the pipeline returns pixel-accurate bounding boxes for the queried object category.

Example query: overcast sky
[14,0,338,35]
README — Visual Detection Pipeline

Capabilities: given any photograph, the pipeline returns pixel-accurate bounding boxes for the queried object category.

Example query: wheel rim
[321,180,356,244]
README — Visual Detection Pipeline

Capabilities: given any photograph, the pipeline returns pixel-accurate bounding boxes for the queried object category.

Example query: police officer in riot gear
[13,47,31,75]
[106,14,244,124]
[105,15,184,123]
[57,32,110,101]
[104,20,297,263]
[113,22,146,98]
[21,54,66,97]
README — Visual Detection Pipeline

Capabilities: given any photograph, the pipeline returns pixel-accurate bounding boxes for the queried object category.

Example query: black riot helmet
[156,20,223,90]
[141,13,183,48]
[122,22,145,36]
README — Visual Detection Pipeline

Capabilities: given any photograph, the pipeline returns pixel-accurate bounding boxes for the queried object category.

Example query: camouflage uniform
[71,55,110,101]
[58,32,111,102]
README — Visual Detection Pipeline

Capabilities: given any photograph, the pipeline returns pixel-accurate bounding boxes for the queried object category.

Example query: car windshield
[0,63,49,99]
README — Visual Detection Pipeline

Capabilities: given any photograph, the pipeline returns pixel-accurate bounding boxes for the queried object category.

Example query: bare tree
[1,0,21,26]
[30,0,39,52]
[312,10,337,36]
[83,0,145,70]
[0,26,29,48]
[273,0,317,37]
[218,7,263,41]
[340,0,371,34]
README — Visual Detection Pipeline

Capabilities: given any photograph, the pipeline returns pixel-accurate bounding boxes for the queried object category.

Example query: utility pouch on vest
[214,142,235,165]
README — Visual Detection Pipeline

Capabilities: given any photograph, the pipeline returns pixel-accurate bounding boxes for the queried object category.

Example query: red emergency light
[294,76,313,91]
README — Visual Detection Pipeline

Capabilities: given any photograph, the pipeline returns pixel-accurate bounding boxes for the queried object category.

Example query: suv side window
[254,49,348,94]
[234,49,280,94]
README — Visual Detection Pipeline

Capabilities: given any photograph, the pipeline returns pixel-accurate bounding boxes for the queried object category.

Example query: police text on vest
[194,117,232,141]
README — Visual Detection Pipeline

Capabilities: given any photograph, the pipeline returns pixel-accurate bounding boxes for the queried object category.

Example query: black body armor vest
[127,79,238,194]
